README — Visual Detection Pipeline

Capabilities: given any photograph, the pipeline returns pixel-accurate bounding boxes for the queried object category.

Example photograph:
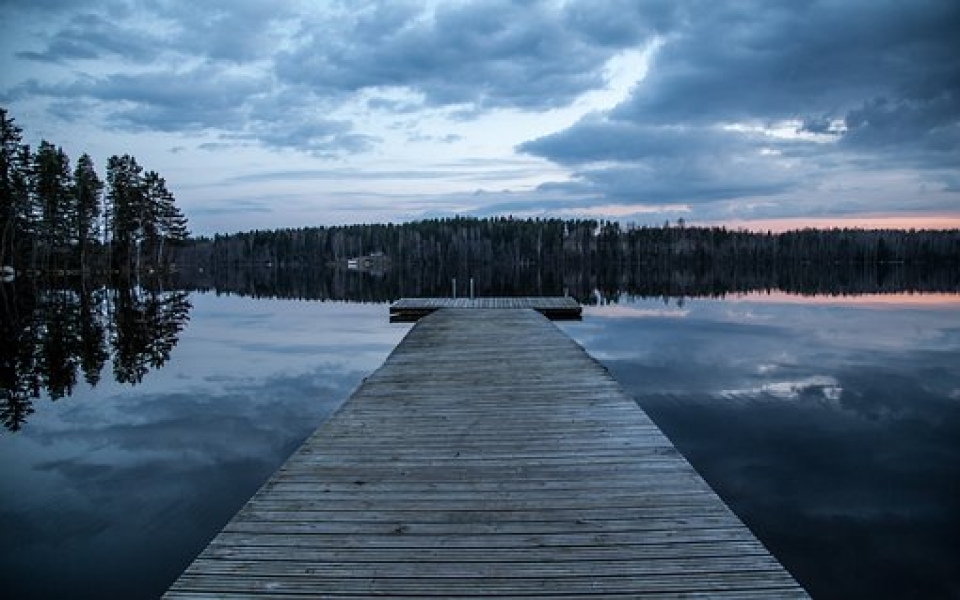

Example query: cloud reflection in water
[561,295,960,599]
[0,295,411,599]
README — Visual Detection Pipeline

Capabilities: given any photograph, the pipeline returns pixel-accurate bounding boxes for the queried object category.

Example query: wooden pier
[167,303,807,598]
[390,296,582,322]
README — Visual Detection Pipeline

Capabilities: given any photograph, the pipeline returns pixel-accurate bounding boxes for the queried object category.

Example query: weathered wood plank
[166,308,807,598]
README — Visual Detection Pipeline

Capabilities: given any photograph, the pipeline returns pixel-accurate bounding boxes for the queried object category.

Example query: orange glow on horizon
[728,291,960,308]
[710,214,960,232]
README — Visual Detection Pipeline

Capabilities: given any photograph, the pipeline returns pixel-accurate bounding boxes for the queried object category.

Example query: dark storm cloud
[842,94,960,167]
[274,0,652,110]
[521,0,960,213]
[561,0,676,47]
[612,1,959,127]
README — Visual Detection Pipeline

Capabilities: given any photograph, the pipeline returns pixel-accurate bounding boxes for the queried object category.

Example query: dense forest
[0,107,189,275]
[177,258,960,305]
[176,217,960,273]
[172,217,959,302]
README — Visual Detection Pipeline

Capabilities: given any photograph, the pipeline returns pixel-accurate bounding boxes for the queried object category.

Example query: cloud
[155,0,300,63]
[520,119,798,208]
[15,13,164,64]
[520,118,760,165]
[14,1,298,65]
[273,1,652,111]
[2,0,958,228]
[518,0,960,219]
[842,95,960,167]
[9,68,263,131]
[226,119,379,157]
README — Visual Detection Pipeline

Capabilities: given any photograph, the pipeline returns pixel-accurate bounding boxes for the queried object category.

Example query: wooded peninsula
[0,108,189,275]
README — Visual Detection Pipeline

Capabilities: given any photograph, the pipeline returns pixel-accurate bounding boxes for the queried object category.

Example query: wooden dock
[390,296,582,322]
[167,305,807,598]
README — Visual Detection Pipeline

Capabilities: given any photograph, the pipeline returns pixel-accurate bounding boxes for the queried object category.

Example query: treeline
[0,278,190,431]
[176,260,960,305]
[175,217,960,270]
[0,107,189,274]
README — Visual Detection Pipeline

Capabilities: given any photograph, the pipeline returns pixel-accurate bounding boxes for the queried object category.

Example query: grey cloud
[518,0,960,217]
[842,94,960,166]
[365,97,424,114]
[520,117,796,206]
[234,121,379,157]
[6,0,958,210]
[11,63,376,156]
[610,0,960,151]
[16,13,163,64]
[561,0,674,47]
[797,117,838,135]
[0,0,123,13]
[189,199,273,216]
[569,163,793,205]
[274,0,647,110]
[197,142,233,151]
[156,0,300,63]
[519,117,758,165]
[9,66,264,131]
[227,168,457,184]
[15,1,297,66]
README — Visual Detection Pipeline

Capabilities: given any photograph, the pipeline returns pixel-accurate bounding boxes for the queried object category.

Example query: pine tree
[142,170,188,267]
[32,141,74,270]
[106,154,145,273]
[73,153,103,272]
[0,108,31,269]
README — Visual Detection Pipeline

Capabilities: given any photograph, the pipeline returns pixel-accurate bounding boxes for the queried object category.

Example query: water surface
[561,293,960,599]
[0,293,410,598]
[2,289,958,598]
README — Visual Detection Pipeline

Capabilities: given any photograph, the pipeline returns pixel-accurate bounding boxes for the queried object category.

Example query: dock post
[470,278,475,299]
[452,278,456,299]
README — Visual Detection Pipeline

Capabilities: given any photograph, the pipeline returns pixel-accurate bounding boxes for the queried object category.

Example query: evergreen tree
[106,154,145,272]
[1,107,190,275]
[32,141,74,269]
[143,170,188,266]
[0,109,31,269]
[73,153,103,271]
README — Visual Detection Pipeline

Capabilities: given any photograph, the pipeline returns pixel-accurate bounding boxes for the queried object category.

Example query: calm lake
[2,284,959,598]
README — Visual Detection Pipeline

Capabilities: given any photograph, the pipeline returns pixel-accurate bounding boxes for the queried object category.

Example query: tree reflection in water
[3,259,957,431]
[1,279,191,431]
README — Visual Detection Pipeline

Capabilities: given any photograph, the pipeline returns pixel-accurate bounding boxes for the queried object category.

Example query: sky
[1,0,958,236]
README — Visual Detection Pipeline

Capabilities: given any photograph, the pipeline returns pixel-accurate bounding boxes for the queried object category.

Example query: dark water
[561,294,960,599]
[2,286,959,598]
[0,293,412,598]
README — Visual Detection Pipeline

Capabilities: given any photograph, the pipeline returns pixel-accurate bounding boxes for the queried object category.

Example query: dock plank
[167,308,807,597]
[389,296,582,321]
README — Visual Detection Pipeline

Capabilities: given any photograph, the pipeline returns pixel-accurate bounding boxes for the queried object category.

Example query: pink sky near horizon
[713,214,960,233]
